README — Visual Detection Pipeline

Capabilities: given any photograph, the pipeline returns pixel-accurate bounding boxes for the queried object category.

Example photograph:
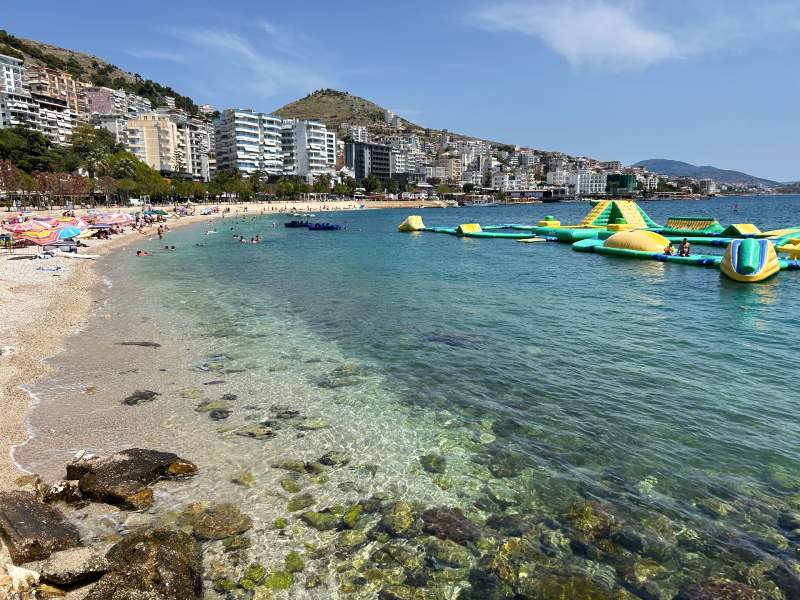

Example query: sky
[4,0,800,181]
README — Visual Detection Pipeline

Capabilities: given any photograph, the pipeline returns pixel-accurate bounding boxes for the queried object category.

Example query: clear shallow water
[17,196,800,598]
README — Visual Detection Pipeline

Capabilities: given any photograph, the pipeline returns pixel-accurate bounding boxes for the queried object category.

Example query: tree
[332,182,349,196]
[362,175,381,194]
[386,179,399,194]
[343,176,357,195]
[249,170,267,194]
[172,179,194,199]
[437,184,453,196]
[313,173,332,194]
[106,151,138,180]
[98,175,117,203]
[462,182,476,194]
[0,160,22,192]
[0,127,54,172]
[69,124,122,177]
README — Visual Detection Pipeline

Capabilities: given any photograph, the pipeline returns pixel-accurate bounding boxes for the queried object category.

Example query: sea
[15,195,800,598]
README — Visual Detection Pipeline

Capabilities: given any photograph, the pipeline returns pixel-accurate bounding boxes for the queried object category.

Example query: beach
[0,200,363,491]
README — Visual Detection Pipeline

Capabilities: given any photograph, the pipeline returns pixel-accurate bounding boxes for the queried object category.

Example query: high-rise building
[345,142,391,182]
[0,54,25,94]
[25,66,88,119]
[0,53,74,146]
[282,119,334,181]
[347,125,369,143]
[126,112,181,174]
[214,108,283,175]
[84,87,152,117]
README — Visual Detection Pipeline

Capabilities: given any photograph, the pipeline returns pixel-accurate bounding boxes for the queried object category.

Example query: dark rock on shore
[209,409,231,421]
[319,451,350,467]
[87,528,202,600]
[122,389,160,406]
[68,448,198,510]
[42,480,84,505]
[191,503,253,540]
[422,507,480,544]
[0,491,80,563]
[29,546,109,586]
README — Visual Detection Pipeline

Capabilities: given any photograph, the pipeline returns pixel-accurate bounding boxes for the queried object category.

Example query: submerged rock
[296,418,328,431]
[233,424,276,440]
[319,451,350,467]
[87,528,202,600]
[194,399,228,413]
[209,408,231,421]
[122,389,160,406]
[424,537,474,568]
[566,500,616,541]
[287,493,315,512]
[420,453,447,474]
[379,502,419,537]
[422,507,481,544]
[115,341,161,348]
[0,491,80,563]
[191,503,253,540]
[280,477,302,493]
[300,510,339,531]
[675,578,767,600]
[316,363,366,388]
[284,551,304,573]
[68,448,197,510]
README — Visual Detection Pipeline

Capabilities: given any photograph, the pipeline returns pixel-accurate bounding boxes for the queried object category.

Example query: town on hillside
[0,50,776,206]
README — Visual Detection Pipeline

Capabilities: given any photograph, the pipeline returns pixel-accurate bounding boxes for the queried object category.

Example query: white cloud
[167,27,327,98]
[473,0,681,70]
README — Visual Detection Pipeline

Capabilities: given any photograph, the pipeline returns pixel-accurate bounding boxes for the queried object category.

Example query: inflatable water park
[398,200,800,283]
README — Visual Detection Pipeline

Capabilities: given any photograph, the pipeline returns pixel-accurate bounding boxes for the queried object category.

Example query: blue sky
[5,0,800,180]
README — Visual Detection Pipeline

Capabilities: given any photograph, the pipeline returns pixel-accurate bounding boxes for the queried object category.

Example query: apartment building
[568,170,607,195]
[282,119,334,181]
[434,157,463,184]
[214,108,283,176]
[84,86,152,117]
[0,53,25,94]
[345,142,391,182]
[546,170,568,186]
[599,160,622,171]
[25,66,88,118]
[33,93,74,145]
[126,112,181,173]
[347,124,369,143]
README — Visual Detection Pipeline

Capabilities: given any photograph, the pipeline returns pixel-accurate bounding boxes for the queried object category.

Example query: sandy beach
[0,200,366,491]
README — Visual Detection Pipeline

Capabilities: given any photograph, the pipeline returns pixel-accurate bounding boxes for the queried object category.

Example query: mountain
[274,89,405,129]
[633,159,778,187]
[273,89,507,147]
[0,29,200,114]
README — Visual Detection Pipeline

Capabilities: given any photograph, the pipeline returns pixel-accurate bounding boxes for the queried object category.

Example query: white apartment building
[33,93,74,145]
[462,171,484,187]
[546,170,568,186]
[390,149,409,175]
[0,53,25,94]
[282,119,334,181]
[599,160,622,171]
[434,157,463,184]
[214,109,283,175]
[568,170,607,195]
[91,114,129,145]
[347,125,369,143]
[492,172,511,191]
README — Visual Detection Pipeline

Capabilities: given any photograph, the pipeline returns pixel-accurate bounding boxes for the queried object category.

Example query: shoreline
[0,200,364,491]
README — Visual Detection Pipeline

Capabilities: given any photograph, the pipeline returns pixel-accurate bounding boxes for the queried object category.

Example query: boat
[284,220,309,228]
[308,223,343,231]
[291,212,316,217]
[460,199,499,207]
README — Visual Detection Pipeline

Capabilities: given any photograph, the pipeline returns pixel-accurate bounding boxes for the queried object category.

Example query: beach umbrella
[54,216,88,229]
[55,226,82,240]
[3,221,48,233]
[14,228,60,245]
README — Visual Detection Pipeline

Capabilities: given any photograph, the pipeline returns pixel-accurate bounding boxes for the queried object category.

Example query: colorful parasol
[3,221,48,233]
[55,226,82,240]
[54,216,88,229]
[13,228,60,245]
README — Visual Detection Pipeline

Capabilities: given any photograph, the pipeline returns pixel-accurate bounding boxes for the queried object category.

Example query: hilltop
[633,159,778,187]
[0,30,199,114]
[273,89,404,129]
[273,89,507,147]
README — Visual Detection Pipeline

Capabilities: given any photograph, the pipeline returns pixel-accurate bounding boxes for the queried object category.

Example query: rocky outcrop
[28,546,109,586]
[87,529,202,600]
[0,491,80,563]
[675,578,767,600]
[67,449,198,510]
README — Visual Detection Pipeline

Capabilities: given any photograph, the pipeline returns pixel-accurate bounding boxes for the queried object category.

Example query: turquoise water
[19,196,800,598]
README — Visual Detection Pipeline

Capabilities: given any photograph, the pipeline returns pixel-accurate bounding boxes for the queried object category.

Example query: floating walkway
[397,200,800,283]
